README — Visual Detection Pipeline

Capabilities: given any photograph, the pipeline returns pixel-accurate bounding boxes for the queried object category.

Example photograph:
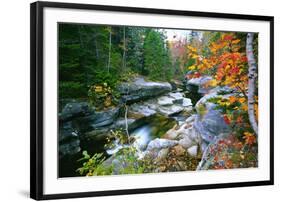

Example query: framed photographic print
[30,1,274,200]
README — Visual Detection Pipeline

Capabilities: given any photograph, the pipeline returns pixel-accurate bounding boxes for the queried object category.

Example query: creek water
[106,124,152,156]
[106,124,152,155]
[105,113,185,155]
[132,125,152,151]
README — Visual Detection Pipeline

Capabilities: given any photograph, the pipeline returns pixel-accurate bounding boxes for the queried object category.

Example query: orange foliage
[243,132,256,146]
[187,33,249,94]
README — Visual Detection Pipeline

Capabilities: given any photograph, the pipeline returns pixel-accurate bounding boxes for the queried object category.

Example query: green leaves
[82,151,90,159]
[76,151,106,176]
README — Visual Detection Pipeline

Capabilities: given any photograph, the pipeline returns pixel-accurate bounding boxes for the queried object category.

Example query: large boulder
[157,92,185,106]
[128,103,157,118]
[101,153,140,175]
[157,105,184,116]
[157,96,174,106]
[186,76,213,95]
[164,115,201,151]
[187,145,198,157]
[146,138,178,151]
[194,103,230,144]
[60,101,93,121]
[168,92,184,104]
[117,77,172,104]
[74,107,120,132]
[182,98,192,107]
[59,121,81,158]
[59,105,120,157]
[82,117,141,142]
[58,101,94,158]
[83,118,135,137]
[193,89,233,148]
[59,139,80,158]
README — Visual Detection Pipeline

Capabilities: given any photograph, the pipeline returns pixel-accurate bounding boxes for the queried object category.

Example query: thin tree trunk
[94,33,99,59]
[124,104,130,144]
[246,33,258,136]
[78,26,89,86]
[107,27,112,73]
[122,26,126,71]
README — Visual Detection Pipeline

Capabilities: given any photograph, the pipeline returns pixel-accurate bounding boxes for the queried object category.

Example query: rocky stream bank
[59,76,236,177]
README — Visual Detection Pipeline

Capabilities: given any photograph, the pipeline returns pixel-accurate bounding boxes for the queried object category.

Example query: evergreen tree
[143,29,172,80]
[126,27,146,74]
[59,24,174,99]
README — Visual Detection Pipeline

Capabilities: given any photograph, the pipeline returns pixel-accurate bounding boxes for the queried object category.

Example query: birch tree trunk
[246,33,258,136]
[107,27,112,73]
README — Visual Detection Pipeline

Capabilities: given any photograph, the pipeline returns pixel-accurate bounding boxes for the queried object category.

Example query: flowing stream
[106,124,152,155]
[131,125,152,151]
[105,113,184,156]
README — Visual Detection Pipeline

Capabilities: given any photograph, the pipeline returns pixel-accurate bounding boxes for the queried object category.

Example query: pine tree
[143,29,170,80]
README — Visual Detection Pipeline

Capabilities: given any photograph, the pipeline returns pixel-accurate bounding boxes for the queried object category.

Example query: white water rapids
[106,125,152,155]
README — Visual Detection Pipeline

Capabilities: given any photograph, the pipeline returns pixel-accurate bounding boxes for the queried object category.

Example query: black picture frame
[30,1,274,200]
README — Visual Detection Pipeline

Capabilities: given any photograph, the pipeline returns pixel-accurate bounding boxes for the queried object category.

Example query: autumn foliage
[187,33,249,92]
[186,32,258,168]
